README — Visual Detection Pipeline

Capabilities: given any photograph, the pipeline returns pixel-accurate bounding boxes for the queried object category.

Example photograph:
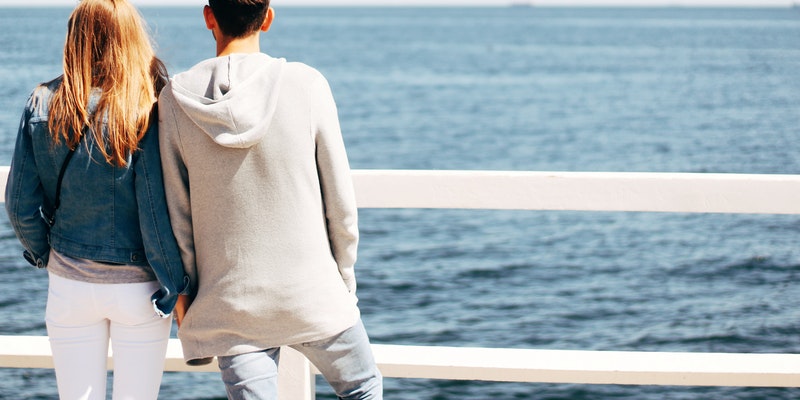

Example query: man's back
[158,53,360,364]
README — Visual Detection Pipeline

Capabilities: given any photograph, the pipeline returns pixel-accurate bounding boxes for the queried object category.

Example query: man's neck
[216,34,261,57]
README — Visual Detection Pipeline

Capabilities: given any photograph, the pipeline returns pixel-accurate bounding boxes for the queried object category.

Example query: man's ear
[203,5,217,30]
[261,7,275,33]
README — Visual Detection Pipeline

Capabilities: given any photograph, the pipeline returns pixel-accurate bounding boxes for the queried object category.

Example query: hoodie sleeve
[311,72,359,293]
[158,87,199,294]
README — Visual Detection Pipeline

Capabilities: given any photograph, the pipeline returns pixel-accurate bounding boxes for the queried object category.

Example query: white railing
[1,167,799,399]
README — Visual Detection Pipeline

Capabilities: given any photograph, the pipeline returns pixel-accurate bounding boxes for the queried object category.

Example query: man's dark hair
[208,0,271,38]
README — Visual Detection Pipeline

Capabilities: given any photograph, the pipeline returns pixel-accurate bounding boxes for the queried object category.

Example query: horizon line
[1,3,796,7]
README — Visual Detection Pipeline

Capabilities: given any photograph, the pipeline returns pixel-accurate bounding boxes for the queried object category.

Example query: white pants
[46,273,172,400]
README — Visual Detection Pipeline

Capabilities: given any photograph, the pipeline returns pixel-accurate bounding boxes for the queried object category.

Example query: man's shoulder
[284,59,318,73]
[156,79,176,104]
[281,60,330,89]
[170,58,217,81]
[157,59,212,103]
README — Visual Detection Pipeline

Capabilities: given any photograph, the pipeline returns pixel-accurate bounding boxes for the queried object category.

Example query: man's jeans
[218,319,383,400]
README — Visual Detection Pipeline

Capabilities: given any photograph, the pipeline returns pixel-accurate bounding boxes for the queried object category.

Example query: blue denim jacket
[5,78,190,315]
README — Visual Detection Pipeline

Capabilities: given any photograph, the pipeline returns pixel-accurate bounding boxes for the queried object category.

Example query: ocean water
[1,5,800,399]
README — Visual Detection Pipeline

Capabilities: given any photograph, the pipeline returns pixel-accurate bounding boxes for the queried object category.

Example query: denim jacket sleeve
[5,94,51,268]
[134,116,192,315]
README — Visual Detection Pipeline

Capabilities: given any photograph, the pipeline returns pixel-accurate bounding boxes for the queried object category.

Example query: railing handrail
[352,169,800,214]
[1,335,798,387]
[0,167,798,399]
[2,166,800,214]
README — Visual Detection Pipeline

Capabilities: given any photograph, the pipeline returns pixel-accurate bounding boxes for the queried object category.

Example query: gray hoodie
[159,52,360,363]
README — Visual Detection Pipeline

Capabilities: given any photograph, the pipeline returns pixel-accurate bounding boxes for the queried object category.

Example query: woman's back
[4,1,189,397]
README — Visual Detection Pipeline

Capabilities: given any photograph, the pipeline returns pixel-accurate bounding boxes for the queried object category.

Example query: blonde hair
[49,0,167,167]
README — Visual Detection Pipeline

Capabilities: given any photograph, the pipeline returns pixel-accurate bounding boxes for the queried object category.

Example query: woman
[4,0,190,398]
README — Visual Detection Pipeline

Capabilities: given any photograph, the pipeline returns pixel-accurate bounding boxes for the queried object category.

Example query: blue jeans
[218,319,383,400]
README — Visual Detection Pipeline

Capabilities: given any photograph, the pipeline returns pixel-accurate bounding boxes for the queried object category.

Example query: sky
[1,0,796,7]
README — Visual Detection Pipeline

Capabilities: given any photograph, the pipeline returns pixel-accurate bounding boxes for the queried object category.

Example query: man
[157,1,383,398]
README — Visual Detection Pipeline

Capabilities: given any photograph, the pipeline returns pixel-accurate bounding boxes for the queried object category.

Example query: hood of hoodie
[169,53,286,149]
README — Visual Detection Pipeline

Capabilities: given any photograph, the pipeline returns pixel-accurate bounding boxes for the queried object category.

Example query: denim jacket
[5,78,190,315]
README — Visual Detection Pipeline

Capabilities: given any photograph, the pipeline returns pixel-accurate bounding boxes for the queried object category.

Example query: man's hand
[174,294,193,328]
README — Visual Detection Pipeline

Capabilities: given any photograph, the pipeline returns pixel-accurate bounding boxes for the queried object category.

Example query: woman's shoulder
[25,76,63,115]
[33,76,62,97]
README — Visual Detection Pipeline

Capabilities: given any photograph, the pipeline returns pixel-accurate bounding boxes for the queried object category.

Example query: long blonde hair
[49,0,167,167]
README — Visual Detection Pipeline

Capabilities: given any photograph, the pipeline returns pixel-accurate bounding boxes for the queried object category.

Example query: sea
[0,5,799,400]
